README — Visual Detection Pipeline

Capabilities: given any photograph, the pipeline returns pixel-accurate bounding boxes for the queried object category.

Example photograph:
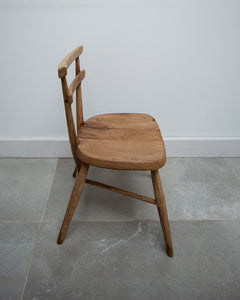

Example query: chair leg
[57,163,89,244]
[151,170,173,257]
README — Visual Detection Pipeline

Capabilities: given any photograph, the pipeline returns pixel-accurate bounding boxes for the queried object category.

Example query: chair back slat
[68,70,85,104]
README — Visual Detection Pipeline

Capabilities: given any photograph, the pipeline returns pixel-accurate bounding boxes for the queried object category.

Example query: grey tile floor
[0,158,240,300]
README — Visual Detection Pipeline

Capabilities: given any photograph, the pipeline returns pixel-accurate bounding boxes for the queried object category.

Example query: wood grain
[84,113,159,130]
[77,113,166,170]
[77,139,165,170]
[78,127,161,141]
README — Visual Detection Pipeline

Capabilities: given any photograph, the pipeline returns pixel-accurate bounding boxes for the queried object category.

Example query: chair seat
[76,113,166,170]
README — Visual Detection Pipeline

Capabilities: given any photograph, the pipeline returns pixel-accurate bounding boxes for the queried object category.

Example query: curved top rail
[58,46,83,78]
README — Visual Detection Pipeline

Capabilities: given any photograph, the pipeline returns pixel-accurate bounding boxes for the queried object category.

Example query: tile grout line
[0,220,41,223]
[20,158,58,300]
[223,157,240,181]
[0,218,239,224]
[26,218,240,223]
[197,221,213,271]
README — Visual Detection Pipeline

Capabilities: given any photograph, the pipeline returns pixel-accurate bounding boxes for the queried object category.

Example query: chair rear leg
[151,170,173,257]
[57,163,89,244]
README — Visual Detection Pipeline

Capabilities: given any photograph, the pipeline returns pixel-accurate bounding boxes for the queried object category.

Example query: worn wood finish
[57,46,173,256]
[151,170,173,257]
[57,163,89,244]
[85,179,156,205]
[58,46,83,78]
[84,113,160,129]
[77,113,166,171]
[78,126,162,141]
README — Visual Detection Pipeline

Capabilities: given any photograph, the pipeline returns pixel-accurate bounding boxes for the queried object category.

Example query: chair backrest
[58,46,85,166]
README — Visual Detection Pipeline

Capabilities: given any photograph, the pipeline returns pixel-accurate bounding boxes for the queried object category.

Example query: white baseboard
[0,137,239,158]
[165,137,240,157]
[0,138,72,158]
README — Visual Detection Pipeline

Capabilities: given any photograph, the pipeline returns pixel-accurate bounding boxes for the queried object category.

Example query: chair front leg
[57,163,89,244]
[151,170,173,257]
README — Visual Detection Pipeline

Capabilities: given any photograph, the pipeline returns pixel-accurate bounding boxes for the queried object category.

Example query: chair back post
[60,76,81,167]
[58,46,85,167]
[75,57,84,131]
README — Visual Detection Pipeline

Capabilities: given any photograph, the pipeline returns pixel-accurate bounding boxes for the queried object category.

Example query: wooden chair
[57,46,173,257]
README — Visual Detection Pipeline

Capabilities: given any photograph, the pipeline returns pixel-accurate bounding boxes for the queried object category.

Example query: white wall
[0,0,240,156]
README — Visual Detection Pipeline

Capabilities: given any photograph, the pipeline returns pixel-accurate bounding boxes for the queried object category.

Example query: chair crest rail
[58,46,83,78]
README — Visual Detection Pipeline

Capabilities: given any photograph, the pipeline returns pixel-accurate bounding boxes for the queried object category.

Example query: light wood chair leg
[57,163,89,244]
[151,170,173,257]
